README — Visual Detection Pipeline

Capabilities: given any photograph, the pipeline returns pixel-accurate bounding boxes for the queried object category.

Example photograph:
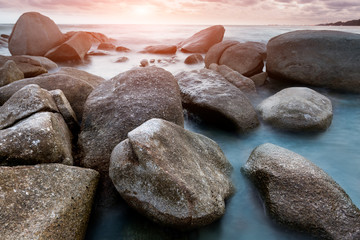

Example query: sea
[1,24,360,240]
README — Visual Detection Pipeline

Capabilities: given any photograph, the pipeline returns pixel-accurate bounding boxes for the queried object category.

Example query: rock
[97,42,116,51]
[1,34,9,39]
[0,74,95,122]
[150,59,155,63]
[184,54,204,65]
[116,46,131,52]
[217,65,256,93]
[245,41,267,60]
[8,12,65,56]
[50,67,105,88]
[140,59,149,67]
[0,55,47,78]
[0,60,24,87]
[87,50,108,56]
[45,32,92,62]
[20,55,58,70]
[178,25,225,53]
[115,57,129,63]
[140,45,177,54]
[257,87,333,131]
[242,143,360,239]
[204,40,238,68]
[0,112,72,166]
[175,69,259,131]
[250,71,268,87]
[208,63,219,72]
[267,30,360,93]
[219,42,264,77]
[64,31,110,44]
[79,67,184,204]
[110,118,234,229]
[0,164,99,239]
[50,89,79,133]
[0,84,58,130]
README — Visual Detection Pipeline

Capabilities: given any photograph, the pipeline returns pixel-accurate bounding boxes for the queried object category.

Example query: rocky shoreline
[0,12,360,239]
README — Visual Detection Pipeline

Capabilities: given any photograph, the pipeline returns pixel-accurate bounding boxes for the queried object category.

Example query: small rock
[250,72,268,87]
[0,60,24,87]
[184,54,204,65]
[217,65,256,93]
[110,118,234,229]
[150,59,155,63]
[242,143,360,239]
[97,42,116,51]
[208,63,219,72]
[115,57,129,63]
[140,45,177,54]
[257,87,333,131]
[87,50,108,56]
[1,34,9,39]
[115,46,131,52]
[140,59,149,67]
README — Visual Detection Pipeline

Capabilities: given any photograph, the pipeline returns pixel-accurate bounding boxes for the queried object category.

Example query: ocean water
[1,24,360,239]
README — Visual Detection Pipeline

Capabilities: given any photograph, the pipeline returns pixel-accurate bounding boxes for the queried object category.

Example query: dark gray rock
[140,45,177,54]
[204,40,238,68]
[97,42,116,51]
[184,54,204,65]
[45,32,92,62]
[257,87,333,131]
[8,12,65,56]
[79,67,184,204]
[0,74,95,122]
[175,69,259,131]
[242,143,360,240]
[110,118,234,229]
[219,42,264,77]
[0,164,99,239]
[50,89,79,133]
[267,30,360,93]
[0,60,24,87]
[178,25,225,53]
[0,112,73,166]
[0,84,58,130]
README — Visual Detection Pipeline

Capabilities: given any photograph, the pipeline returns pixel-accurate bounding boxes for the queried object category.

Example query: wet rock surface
[110,118,234,229]
[257,87,333,131]
[0,164,99,240]
[242,143,360,240]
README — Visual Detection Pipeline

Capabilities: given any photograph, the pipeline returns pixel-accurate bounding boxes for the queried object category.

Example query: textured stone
[267,30,360,93]
[0,112,73,166]
[8,12,65,56]
[20,55,58,70]
[110,118,234,229]
[0,164,99,240]
[178,25,225,53]
[250,71,268,87]
[204,40,238,68]
[0,55,47,78]
[242,143,360,239]
[217,64,256,93]
[49,67,105,88]
[0,84,58,130]
[184,54,204,65]
[176,69,259,131]
[0,60,24,87]
[97,42,116,50]
[257,87,333,131]
[140,45,177,54]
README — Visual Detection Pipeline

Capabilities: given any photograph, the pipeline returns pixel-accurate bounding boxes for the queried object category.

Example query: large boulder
[257,87,333,131]
[0,112,73,166]
[242,143,360,239]
[267,30,360,93]
[0,60,24,87]
[20,55,58,70]
[140,45,177,54]
[8,12,65,56]
[0,74,95,122]
[0,84,58,130]
[175,69,259,131]
[204,40,240,68]
[48,67,105,87]
[79,67,184,204]
[0,164,99,239]
[110,118,234,229]
[45,32,92,62]
[178,25,225,53]
[0,55,47,78]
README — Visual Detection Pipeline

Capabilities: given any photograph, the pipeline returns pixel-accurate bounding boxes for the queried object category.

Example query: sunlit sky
[0,0,358,25]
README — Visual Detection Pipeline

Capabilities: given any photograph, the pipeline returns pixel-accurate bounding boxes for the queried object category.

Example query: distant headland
[318,19,360,26]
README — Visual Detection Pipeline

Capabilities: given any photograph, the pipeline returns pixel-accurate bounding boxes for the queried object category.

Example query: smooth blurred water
[1,23,359,239]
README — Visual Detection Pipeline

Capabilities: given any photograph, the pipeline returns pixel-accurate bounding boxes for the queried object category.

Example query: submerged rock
[176,69,259,131]
[0,112,73,166]
[45,32,92,62]
[110,118,234,229]
[0,84,58,130]
[242,143,360,239]
[141,45,177,54]
[0,164,99,239]
[184,54,204,65]
[257,87,333,131]
[116,46,131,52]
[0,60,24,87]
[267,30,360,93]
[8,12,65,56]
[115,57,129,63]
[97,42,116,51]
[79,67,184,204]
[178,25,225,53]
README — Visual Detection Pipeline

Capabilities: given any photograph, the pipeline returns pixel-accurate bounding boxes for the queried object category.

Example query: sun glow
[133,5,151,16]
